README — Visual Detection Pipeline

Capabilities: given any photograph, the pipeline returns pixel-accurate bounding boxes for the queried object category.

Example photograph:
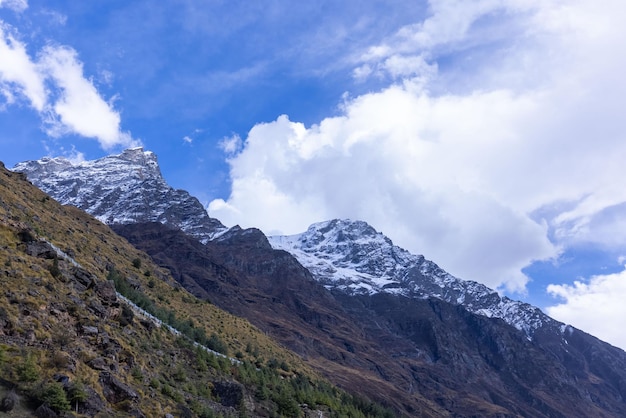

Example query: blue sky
[2,1,626,349]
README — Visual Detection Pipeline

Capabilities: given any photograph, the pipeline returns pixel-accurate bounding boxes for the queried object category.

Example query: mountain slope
[0,162,395,418]
[13,147,226,242]
[116,221,626,417]
[14,149,626,417]
[112,222,446,416]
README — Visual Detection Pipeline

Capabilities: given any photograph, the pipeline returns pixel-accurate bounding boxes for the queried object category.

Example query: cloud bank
[547,268,626,350]
[210,0,626,296]
[0,12,136,150]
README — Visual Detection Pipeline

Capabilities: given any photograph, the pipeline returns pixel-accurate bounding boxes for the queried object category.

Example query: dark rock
[95,280,117,304]
[0,390,17,412]
[82,325,99,335]
[140,319,155,331]
[34,403,57,417]
[176,405,194,418]
[212,380,244,408]
[72,267,96,290]
[119,304,134,326]
[25,241,57,259]
[99,371,138,404]
[119,350,135,368]
[53,374,70,388]
[100,335,122,357]
[128,407,147,418]
[88,357,108,371]
[126,276,141,289]
[77,386,107,417]
[88,301,107,318]
[18,229,36,243]
[213,225,272,249]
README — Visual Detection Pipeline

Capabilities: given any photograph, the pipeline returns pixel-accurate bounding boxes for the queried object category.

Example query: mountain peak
[306,219,381,241]
[117,147,158,169]
[13,148,225,241]
[270,219,556,338]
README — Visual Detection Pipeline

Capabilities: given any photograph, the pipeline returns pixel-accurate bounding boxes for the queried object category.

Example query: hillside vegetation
[0,162,395,417]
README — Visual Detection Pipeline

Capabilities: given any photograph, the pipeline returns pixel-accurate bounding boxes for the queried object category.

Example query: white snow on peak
[269,219,558,338]
[13,148,226,241]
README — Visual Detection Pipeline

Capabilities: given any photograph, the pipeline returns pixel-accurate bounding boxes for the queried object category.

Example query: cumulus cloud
[39,46,136,149]
[0,24,46,110]
[209,90,556,292]
[546,269,626,350]
[0,21,137,150]
[210,0,626,293]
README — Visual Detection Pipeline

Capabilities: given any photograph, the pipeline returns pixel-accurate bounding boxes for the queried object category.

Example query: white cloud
[210,0,626,293]
[0,24,47,110]
[218,134,242,155]
[546,269,626,350]
[40,9,67,26]
[0,21,138,150]
[59,145,85,164]
[39,46,137,150]
[183,135,193,144]
[0,0,28,13]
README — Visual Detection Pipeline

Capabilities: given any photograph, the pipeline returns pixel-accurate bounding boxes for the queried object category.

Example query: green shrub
[273,391,301,417]
[41,382,70,411]
[16,354,39,382]
[68,380,88,410]
[131,366,143,381]
[206,334,228,355]
[173,365,187,382]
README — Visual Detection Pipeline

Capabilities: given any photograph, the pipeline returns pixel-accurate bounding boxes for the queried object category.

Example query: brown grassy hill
[0,162,396,418]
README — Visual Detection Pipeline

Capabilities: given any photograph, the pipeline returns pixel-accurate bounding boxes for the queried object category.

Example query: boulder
[211,380,244,408]
[0,390,17,412]
[95,281,117,304]
[25,241,57,259]
[99,372,138,404]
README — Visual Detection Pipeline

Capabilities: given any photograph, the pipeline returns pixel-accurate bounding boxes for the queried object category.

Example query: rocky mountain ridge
[268,219,553,338]
[13,151,556,338]
[13,147,226,242]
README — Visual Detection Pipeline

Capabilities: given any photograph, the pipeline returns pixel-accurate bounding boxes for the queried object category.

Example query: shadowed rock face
[114,222,626,418]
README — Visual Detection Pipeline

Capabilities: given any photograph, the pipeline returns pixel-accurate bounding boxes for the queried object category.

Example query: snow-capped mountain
[13,149,626,416]
[13,147,226,242]
[269,219,555,338]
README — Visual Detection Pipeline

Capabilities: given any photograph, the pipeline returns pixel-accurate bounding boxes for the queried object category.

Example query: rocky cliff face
[13,148,226,242]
